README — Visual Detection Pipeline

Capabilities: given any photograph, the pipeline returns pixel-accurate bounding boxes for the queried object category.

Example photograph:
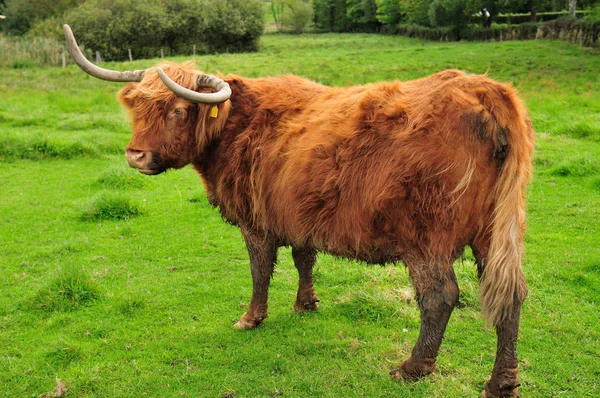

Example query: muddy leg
[292,247,319,312]
[391,260,459,380]
[472,239,524,397]
[482,299,523,397]
[234,230,278,330]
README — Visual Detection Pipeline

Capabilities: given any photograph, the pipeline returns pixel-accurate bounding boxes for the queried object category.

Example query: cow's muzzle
[126,149,162,175]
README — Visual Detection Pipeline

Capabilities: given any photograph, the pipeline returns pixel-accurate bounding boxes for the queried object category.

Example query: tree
[282,0,313,34]
[313,0,348,32]
[448,0,478,38]
[270,0,285,32]
[425,0,480,38]
[346,0,380,31]
[500,0,558,20]
[376,0,403,26]
[429,1,449,26]
[569,0,576,16]
[400,0,432,26]
[1,0,84,35]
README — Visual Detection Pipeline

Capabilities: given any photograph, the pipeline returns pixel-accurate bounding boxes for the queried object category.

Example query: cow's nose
[126,149,147,169]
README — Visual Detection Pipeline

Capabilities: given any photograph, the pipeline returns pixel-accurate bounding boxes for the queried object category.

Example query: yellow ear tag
[210,105,219,118]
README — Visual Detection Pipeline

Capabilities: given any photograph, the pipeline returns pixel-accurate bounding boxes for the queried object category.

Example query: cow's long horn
[63,24,145,82]
[156,67,232,104]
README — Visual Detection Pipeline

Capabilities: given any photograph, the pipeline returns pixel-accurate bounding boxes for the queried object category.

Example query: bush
[202,0,264,53]
[59,0,264,61]
[282,0,314,34]
[64,0,165,61]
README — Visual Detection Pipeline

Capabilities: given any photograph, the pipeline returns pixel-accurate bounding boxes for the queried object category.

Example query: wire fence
[0,36,67,68]
[0,36,201,68]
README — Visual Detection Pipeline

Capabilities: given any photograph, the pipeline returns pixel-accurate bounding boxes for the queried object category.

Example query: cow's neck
[192,77,256,167]
[190,75,328,223]
[190,77,261,214]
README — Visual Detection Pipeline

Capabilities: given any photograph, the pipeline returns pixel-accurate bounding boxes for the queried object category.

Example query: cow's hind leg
[482,300,523,397]
[391,259,459,380]
[292,247,319,312]
[234,230,278,330]
[473,238,523,397]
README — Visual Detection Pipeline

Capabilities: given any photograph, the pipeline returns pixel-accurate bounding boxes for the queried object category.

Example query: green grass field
[1,34,599,397]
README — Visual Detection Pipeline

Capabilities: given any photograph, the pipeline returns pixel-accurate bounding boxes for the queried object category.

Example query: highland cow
[64,24,534,397]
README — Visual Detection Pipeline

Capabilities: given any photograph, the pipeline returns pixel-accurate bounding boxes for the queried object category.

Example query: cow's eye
[173,108,185,117]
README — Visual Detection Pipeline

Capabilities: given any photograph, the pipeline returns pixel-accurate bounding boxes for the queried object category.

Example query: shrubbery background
[1,0,599,65]
[1,0,264,60]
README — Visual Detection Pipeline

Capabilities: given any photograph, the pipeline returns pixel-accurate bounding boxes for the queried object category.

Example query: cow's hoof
[390,357,436,381]
[233,312,265,329]
[481,387,519,398]
[482,369,520,397]
[293,299,319,312]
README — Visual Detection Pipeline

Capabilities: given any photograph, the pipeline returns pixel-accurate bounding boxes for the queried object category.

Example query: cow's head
[63,25,231,175]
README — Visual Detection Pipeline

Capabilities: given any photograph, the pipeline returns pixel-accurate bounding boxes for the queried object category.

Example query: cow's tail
[479,88,534,328]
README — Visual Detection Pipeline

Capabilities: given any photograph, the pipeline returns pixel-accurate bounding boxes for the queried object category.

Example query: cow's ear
[118,83,136,109]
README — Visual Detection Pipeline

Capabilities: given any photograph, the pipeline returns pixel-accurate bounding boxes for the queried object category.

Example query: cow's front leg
[390,260,459,380]
[234,230,278,330]
[292,247,319,312]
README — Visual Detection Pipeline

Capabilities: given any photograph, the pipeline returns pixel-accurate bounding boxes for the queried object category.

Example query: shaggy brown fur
[117,62,534,397]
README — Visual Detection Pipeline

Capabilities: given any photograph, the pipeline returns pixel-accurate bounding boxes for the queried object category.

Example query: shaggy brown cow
[64,25,534,397]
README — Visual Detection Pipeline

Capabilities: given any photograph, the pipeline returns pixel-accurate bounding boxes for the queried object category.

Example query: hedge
[387,23,540,42]
[384,16,599,48]
[62,0,264,61]
[538,17,600,48]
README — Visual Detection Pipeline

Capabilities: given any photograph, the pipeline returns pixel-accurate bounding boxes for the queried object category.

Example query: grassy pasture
[0,34,599,397]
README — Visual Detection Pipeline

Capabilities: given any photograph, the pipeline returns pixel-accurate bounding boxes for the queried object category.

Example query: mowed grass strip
[0,35,598,397]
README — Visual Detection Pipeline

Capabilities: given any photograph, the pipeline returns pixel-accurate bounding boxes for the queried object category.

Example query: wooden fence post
[95,51,101,64]
[62,52,66,68]
[193,44,196,57]
[161,48,164,58]
[128,48,133,62]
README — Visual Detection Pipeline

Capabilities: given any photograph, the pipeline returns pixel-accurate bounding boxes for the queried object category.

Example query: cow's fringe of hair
[117,61,232,151]
[480,94,533,328]
[118,61,199,137]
